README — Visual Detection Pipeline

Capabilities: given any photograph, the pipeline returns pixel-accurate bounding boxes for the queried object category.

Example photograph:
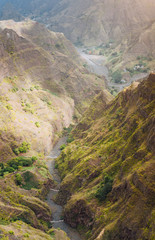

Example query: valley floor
[77,48,148,92]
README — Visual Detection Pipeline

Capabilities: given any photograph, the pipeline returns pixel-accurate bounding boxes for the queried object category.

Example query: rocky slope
[56,73,155,239]
[0,19,105,161]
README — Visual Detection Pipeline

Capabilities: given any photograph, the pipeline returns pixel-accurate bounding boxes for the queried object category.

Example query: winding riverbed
[77,48,148,92]
[46,137,82,240]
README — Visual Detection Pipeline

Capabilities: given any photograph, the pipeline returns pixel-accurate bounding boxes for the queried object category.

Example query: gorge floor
[46,137,82,240]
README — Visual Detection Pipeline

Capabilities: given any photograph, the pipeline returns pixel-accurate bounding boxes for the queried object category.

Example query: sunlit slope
[0,20,105,161]
[56,74,155,240]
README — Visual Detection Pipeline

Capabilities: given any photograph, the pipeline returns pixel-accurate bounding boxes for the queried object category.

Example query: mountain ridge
[55,73,155,239]
[0,19,105,161]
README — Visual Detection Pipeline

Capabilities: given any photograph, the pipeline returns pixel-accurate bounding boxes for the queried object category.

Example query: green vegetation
[11,87,19,93]
[23,233,29,237]
[60,144,66,150]
[13,142,30,155]
[34,85,40,90]
[35,122,40,128]
[15,173,23,185]
[22,171,40,190]
[111,70,122,83]
[67,135,74,143]
[21,101,35,114]
[63,126,73,135]
[0,156,37,177]
[55,74,155,239]
[5,104,13,110]
[8,230,14,235]
[95,175,113,201]
[48,229,55,237]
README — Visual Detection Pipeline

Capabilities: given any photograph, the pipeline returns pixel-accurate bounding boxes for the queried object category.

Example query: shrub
[6,104,13,110]
[60,144,66,150]
[47,101,52,106]
[13,148,20,155]
[15,173,23,185]
[0,163,4,169]
[13,142,30,155]
[55,43,61,48]
[8,157,33,169]
[12,87,19,93]
[23,233,29,237]
[19,142,30,153]
[95,175,113,201]
[67,135,74,143]
[4,167,15,173]
[48,229,55,237]
[31,156,37,162]
[22,171,39,190]
[8,230,14,235]
[111,70,122,83]
[0,170,4,177]
[35,122,40,128]
[34,85,40,90]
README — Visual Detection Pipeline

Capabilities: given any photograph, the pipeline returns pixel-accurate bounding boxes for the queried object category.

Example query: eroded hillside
[0,19,105,161]
[0,19,107,240]
[56,73,155,240]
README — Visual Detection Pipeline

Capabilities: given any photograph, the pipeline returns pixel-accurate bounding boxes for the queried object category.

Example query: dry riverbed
[77,48,148,92]
[46,137,82,240]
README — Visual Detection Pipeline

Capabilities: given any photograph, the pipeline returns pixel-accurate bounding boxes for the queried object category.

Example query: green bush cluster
[13,142,30,155]
[67,135,74,143]
[95,175,113,201]
[111,70,122,83]
[60,144,66,150]
[22,171,40,190]
[0,156,37,177]
[11,87,18,93]
[6,104,13,110]
[35,122,40,128]
[15,173,23,185]
[48,229,55,237]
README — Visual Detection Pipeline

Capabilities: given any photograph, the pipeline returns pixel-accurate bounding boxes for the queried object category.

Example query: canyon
[0,1,154,240]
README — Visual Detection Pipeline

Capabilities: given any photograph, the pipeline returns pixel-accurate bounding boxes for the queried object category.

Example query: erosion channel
[46,137,82,240]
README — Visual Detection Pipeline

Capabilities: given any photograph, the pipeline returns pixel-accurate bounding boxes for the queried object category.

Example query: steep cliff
[56,73,155,239]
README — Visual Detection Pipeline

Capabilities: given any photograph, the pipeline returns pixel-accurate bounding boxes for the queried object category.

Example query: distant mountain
[0,0,154,78]
[1,0,155,52]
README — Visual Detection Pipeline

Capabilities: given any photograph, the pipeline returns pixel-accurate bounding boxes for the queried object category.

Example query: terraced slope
[56,73,155,240]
